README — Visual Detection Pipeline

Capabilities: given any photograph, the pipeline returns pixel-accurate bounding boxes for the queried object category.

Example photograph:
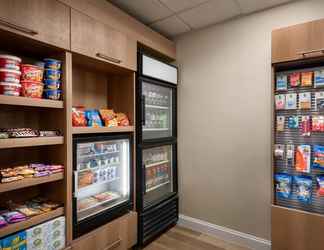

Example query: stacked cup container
[43,59,62,100]
[0,55,22,96]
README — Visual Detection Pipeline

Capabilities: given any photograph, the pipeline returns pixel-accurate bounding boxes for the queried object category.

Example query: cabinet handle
[297,49,324,57]
[96,53,121,64]
[102,238,121,250]
[0,17,38,35]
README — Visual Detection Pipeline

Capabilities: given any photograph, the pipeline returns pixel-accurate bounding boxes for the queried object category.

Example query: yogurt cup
[44,79,61,90]
[44,69,61,81]
[43,89,62,100]
[44,58,61,70]
[0,82,21,96]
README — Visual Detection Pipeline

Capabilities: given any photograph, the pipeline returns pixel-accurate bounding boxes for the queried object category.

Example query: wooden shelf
[0,95,64,109]
[0,173,64,193]
[72,126,134,134]
[0,136,64,149]
[0,207,64,238]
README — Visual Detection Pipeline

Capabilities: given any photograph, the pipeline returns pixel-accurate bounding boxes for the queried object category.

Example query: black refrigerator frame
[72,133,134,239]
[136,50,179,246]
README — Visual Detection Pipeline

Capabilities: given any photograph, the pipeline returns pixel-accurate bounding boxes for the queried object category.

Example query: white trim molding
[178,214,271,250]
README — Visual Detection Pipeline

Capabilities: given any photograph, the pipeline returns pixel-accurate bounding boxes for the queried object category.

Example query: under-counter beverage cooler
[136,51,178,246]
[72,134,133,238]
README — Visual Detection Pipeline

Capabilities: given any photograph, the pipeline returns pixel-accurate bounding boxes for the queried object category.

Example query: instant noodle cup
[44,69,61,80]
[43,89,61,100]
[0,82,21,96]
[21,64,44,82]
[0,69,21,83]
[0,55,21,70]
[21,80,44,98]
[44,58,61,70]
[44,79,61,90]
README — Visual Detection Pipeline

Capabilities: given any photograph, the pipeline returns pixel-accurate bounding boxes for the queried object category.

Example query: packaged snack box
[2,231,27,250]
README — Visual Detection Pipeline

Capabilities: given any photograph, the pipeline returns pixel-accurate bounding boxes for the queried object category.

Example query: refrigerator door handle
[73,170,78,198]
[141,95,146,126]
[143,165,147,194]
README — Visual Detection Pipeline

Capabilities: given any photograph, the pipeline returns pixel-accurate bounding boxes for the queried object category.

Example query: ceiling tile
[109,0,173,24]
[159,0,208,12]
[236,0,293,14]
[178,0,240,29]
[151,16,191,37]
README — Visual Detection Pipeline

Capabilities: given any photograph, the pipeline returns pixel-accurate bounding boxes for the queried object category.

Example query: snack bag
[314,69,324,88]
[276,116,285,132]
[85,109,103,127]
[99,109,118,127]
[275,94,285,110]
[274,144,285,160]
[286,144,294,161]
[312,115,324,132]
[116,113,130,126]
[294,176,312,203]
[299,92,311,109]
[313,145,324,169]
[315,92,324,111]
[275,174,292,199]
[289,72,301,87]
[295,145,311,173]
[276,74,288,91]
[285,93,297,109]
[288,116,298,129]
[301,71,313,87]
[301,116,311,136]
[72,107,87,127]
[316,176,324,196]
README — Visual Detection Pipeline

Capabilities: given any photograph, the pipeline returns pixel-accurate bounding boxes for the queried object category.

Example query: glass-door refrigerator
[72,133,133,238]
[137,51,178,246]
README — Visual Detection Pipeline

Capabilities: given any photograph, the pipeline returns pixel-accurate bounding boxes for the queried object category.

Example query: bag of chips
[294,176,312,203]
[116,113,130,126]
[85,109,103,127]
[0,215,7,228]
[99,109,118,127]
[296,145,311,173]
[316,176,324,196]
[275,174,292,199]
[313,145,324,169]
[72,107,87,127]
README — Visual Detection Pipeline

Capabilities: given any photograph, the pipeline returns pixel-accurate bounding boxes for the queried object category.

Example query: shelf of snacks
[0,95,63,108]
[72,126,134,134]
[146,181,170,193]
[0,207,64,238]
[0,136,64,149]
[0,169,64,193]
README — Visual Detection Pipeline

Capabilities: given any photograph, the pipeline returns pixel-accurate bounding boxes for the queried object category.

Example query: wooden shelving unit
[0,173,64,193]
[0,95,64,109]
[0,136,64,149]
[0,207,64,238]
[72,126,134,134]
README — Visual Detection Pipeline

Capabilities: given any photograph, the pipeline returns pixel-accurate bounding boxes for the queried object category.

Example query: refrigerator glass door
[143,144,174,208]
[142,81,173,141]
[74,139,130,222]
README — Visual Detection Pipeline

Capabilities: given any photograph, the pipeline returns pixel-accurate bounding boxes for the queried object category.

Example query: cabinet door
[272,19,324,63]
[71,9,136,71]
[0,0,70,49]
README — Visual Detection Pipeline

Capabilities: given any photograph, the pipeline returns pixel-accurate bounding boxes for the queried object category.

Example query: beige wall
[175,0,324,240]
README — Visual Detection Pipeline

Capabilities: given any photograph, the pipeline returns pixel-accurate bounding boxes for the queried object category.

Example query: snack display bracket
[273,62,324,215]
[72,125,134,134]
[0,207,64,238]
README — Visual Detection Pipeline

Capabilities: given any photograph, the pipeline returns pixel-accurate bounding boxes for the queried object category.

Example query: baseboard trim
[177,214,271,250]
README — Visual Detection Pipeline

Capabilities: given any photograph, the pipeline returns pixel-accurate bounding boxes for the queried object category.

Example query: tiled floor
[143,226,250,250]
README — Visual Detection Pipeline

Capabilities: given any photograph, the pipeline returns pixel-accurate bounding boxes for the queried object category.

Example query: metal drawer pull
[0,17,38,35]
[297,49,324,57]
[96,53,121,64]
[102,238,121,250]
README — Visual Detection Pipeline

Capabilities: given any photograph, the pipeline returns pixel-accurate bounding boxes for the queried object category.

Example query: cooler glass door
[74,138,130,222]
[142,144,176,208]
[141,80,175,141]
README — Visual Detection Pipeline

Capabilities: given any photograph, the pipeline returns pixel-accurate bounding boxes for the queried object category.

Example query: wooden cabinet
[0,0,70,49]
[71,9,136,71]
[71,212,137,250]
[272,18,324,63]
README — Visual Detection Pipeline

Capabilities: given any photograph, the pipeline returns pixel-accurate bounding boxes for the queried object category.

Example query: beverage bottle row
[144,148,168,165]
[143,88,169,107]
[145,111,168,129]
